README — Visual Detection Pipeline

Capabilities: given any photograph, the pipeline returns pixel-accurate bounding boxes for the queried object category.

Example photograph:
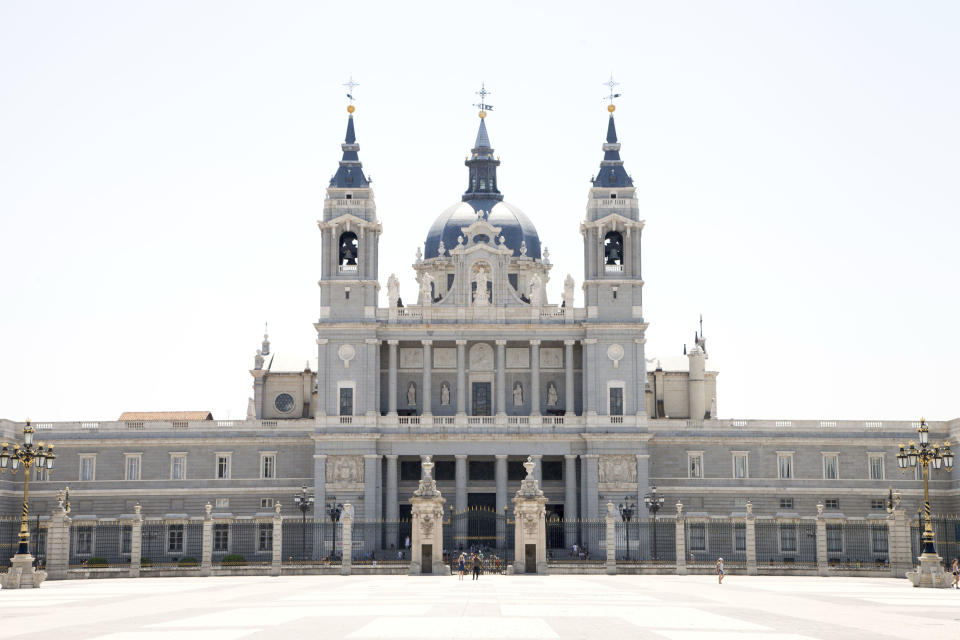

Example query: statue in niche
[546,382,558,407]
[473,265,490,306]
[513,382,524,406]
[528,274,544,306]
[440,382,450,406]
[387,273,400,308]
[562,274,575,309]
[407,382,417,406]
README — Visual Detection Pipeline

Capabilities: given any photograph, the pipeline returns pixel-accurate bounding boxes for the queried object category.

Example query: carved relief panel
[598,455,637,484]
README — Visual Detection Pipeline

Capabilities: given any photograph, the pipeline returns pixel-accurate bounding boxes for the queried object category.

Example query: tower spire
[463,83,502,202]
[330,75,368,188]
[593,75,633,189]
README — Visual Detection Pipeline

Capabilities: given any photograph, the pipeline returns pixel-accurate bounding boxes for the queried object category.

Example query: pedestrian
[716,557,725,584]
[458,553,466,581]
[472,552,482,580]
[404,535,410,552]
[952,558,959,588]
[572,543,579,558]
[689,551,695,564]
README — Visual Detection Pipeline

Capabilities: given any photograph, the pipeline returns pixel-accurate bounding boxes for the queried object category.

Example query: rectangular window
[779,498,794,510]
[688,522,706,551]
[609,387,623,415]
[260,498,275,509]
[780,524,797,552]
[825,498,839,510]
[213,524,229,552]
[215,498,229,509]
[75,526,93,555]
[125,454,142,481]
[339,388,354,416]
[732,452,748,479]
[827,524,843,553]
[868,454,884,480]
[216,454,231,480]
[261,453,276,479]
[171,454,187,480]
[823,454,839,480]
[168,524,184,553]
[734,497,749,507]
[400,460,421,481]
[777,453,793,479]
[258,523,273,551]
[79,455,96,481]
[688,452,703,479]
[870,499,886,511]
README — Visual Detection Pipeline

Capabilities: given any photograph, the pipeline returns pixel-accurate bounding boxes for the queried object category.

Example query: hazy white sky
[1,1,957,422]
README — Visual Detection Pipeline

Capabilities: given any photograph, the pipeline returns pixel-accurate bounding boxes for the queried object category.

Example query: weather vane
[604,74,622,111]
[473,82,494,117]
[343,74,359,112]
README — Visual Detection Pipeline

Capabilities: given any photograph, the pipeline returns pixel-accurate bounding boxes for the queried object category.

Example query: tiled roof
[118,411,213,421]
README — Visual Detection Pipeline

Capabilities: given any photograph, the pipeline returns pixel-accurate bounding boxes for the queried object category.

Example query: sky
[1,1,957,422]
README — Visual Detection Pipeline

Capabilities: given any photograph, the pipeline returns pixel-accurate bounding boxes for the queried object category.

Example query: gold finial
[347,104,355,114]
[478,110,486,119]
[608,104,616,113]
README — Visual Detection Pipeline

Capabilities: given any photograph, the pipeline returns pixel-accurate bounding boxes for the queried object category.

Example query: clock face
[274,393,294,413]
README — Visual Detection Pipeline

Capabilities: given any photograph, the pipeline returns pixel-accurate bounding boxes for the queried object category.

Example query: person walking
[716,557,725,584]
[951,558,959,588]
[471,552,482,580]
[458,553,466,581]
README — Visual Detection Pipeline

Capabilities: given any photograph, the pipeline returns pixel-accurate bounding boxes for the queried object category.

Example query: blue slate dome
[423,116,541,260]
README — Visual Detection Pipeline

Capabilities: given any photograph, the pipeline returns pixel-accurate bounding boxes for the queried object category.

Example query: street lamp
[292,485,314,561]
[896,418,953,556]
[643,485,665,560]
[617,497,636,561]
[1,420,56,557]
[327,498,343,561]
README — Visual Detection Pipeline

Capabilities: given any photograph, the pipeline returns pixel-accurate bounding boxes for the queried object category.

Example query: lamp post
[896,419,953,556]
[292,485,314,561]
[1,420,56,588]
[643,485,665,560]
[617,497,636,561]
[327,498,343,560]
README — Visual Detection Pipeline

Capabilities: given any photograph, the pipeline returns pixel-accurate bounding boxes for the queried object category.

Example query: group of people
[570,543,591,560]
[457,552,485,580]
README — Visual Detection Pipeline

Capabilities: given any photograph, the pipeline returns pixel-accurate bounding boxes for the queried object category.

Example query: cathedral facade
[2,103,956,526]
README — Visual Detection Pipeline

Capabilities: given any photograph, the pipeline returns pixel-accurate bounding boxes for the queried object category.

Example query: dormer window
[345,194,352,199]
[610,193,617,199]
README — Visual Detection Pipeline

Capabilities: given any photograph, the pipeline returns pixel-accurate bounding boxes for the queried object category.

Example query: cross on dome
[604,73,622,112]
[473,82,494,118]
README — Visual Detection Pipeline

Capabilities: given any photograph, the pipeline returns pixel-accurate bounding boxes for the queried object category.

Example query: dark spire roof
[329,114,369,189]
[592,113,633,189]
[462,116,503,202]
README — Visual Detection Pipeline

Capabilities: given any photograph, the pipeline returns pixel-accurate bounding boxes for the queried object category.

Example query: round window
[274,393,295,413]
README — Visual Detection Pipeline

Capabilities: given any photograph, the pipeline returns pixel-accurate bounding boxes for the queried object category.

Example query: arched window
[604,231,624,268]
[339,232,359,267]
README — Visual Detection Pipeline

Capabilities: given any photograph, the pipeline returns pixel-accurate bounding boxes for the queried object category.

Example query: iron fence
[69,521,130,568]
[0,516,44,568]
[211,520,273,566]
[755,520,816,568]
[910,516,960,565]
[281,518,340,564]
[141,521,203,568]
[826,521,888,569]
[685,519,747,568]
[545,518,607,563]
[444,508,514,571]
[351,520,410,565]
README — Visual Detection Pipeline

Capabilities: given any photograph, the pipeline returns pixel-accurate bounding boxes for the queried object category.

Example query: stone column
[387,340,399,416]
[564,340,576,415]
[129,505,143,579]
[456,340,467,417]
[340,504,353,576]
[45,500,70,581]
[316,339,328,419]
[314,454,327,518]
[496,340,507,416]
[530,340,541,416]
[564,455,578,549]
[363,454,381,556]
[635,454,649,511]
[512,456,548,575]
[888,506,912,578]
[421,340,433,417]
[605,502,617,575]
[409,456,447,575]
[675,502,687,576]
[815,504,828,577]
[200,503,212,577]
[455,454,467,549]
[385,454,399,554]
[495,454,508,545]
[582,454,599,519]
[271,503,282,576]
[745,502,757,576]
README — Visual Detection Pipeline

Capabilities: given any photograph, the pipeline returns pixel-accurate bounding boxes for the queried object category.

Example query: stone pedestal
[1,553,46,589]
[512,456,548,575]
[409,456,448,576]
[907,553,953,588]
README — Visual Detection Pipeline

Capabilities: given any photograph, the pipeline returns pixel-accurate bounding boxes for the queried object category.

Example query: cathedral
[2,94,955,529]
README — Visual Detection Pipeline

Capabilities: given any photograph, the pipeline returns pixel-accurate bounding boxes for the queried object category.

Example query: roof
[424,200,541,260]
[119,411,213,421]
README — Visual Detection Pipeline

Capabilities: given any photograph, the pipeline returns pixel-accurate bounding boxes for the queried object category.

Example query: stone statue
[543,247,550,264]
[473,266,489,306]
[437,240,446,257]
[418,272,435,305]
[513,382,524,406]
[254,349,264,369]
[528,274,544,306]
[387,273,400,308]
[440,382,450,406]
[546,382,558,406]
[407,381,417,406]
[562,274,574,309]
[519,240,527,257]
[415,247,423,263]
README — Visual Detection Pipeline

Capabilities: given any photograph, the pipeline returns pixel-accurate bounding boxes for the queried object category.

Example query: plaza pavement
[0,574,957,639]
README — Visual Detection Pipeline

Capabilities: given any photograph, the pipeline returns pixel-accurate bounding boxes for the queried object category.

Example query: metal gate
[444,507,514,572]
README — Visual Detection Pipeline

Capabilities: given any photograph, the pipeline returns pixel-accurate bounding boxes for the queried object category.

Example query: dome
[424,199,542,260]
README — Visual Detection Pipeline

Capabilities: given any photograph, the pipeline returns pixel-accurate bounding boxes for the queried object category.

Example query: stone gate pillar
[887,503,912,578]
[815,503,828,577]
[409,456,447,575]
[512,456,548,575]
[605,502,616,575]
[674,501,687,576]
[45,492,71,581]
[340,503,353,576]
[200,503,212,577]
[745,501,757,576]
[130,504,144,578]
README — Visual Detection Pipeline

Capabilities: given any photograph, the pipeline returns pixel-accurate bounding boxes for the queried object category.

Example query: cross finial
[604,73,622,111]
[473,82,494,117]
[343,74,359,103]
